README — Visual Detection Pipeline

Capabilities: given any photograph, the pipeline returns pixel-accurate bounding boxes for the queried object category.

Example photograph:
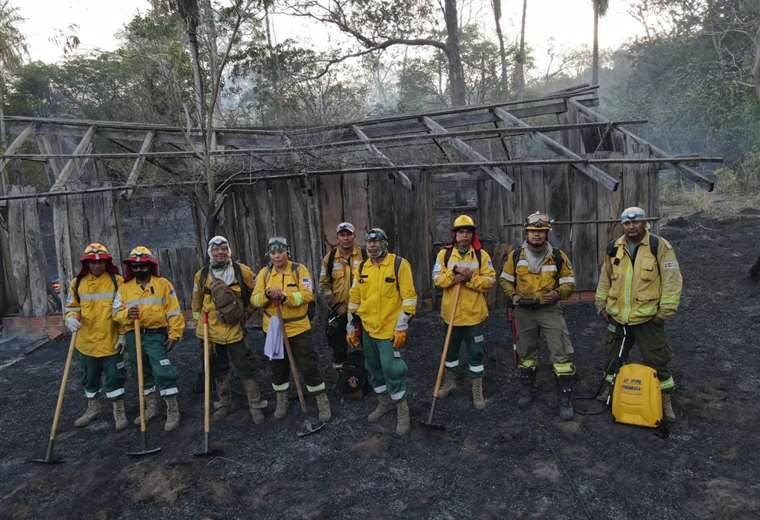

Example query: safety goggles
[209,238,228,247]
[366,229,387,242]
[620,208,646,223]
[526,214,551,227]
[85,246,108,255]
[267,237,289,253]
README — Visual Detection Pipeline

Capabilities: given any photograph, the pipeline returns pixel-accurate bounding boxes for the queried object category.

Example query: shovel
[31,331,78,464]
[194,312,223,457]
[127,318,162,457]
[422,283,462,431]
[275,303,326,437]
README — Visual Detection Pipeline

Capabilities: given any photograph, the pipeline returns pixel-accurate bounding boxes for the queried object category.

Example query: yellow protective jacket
[251,260,314,338]
[112,276,186,340]
[595,232,682,325]
[64,272,124,357]
[499,245,576,301]
[348,253,417,341]
[319,245,365,312]
[191,263,256,344]
[433,247,495,326]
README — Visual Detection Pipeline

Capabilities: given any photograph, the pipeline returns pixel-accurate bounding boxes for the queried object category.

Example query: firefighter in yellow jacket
[113,246,186,431]
[319,222,365,370]
[347,228,417,435]
[500,212,577,420]
[251,237,331,423]
[595,207,683,422]
[191,236,267,424]
[432,215,496,409]
[64,243,128,431]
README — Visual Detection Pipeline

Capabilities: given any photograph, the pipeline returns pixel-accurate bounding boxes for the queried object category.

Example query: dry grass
[660,178,760,220]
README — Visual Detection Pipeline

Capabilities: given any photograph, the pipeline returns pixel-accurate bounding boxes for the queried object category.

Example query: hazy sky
[18,0,648,70]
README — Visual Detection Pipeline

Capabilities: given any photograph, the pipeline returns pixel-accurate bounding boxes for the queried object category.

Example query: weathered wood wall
[155,247,201,310]
[6,186,49,316]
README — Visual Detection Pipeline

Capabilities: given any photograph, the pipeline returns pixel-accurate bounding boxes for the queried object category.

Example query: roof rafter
[49,125,97,192]
[0,124,35,194]
[352,125,413,190]
[420,116,515,192]
[122,130,155,200]
[493,107,619,191]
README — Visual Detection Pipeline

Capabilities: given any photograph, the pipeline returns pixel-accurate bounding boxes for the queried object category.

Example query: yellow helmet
[125,246,157,265]
[525,211,552,231]
[80,242,112,261]
[452,214,476,231]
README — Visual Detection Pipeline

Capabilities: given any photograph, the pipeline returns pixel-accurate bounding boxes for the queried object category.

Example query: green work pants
[515,305,575,376]
[603,319,675,392]
[126,330,179,397]
[78,351,126,400]
[211,339,257,379]
[363,332,408,401]
[443,324,486,378]
[270,331,326,394]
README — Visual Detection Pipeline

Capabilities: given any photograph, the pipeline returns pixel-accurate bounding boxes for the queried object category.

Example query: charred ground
[2,210,760,520]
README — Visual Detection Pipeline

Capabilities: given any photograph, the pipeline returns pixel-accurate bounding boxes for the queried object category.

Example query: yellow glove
[392,331,407,349]
[347,332,361,348]
[192,311,201,323]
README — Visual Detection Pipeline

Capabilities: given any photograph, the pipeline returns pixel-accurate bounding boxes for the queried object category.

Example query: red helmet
[80,243,113,262]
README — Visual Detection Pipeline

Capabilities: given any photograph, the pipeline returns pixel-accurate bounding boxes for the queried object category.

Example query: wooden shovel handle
[203,312,211,434]
[433,283,463,398]
[134,318,147,433]
[48,331,78,442]
[275,303,307,413]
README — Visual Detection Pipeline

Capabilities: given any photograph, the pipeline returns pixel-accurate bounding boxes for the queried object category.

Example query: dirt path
[2,210,759,519]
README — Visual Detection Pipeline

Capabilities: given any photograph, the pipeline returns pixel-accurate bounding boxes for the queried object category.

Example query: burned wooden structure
[0,86,719,316]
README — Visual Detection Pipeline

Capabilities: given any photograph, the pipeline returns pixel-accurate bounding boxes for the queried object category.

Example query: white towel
[265,316,284,360]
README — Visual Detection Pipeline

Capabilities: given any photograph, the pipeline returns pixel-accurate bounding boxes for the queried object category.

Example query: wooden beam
[568,99,715,192]
[493,107,619,192]
[0,124,35,194]
[122,130,155,200]
[420,116,515,192]
[352,125,413,190]
[49,125,96,192]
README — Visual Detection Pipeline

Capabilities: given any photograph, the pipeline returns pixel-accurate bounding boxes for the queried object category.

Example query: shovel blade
[297,419,326,437]
[193,449,224,457]
[419,421,445,431]
[29,457,65,464]
[127,446,162,457]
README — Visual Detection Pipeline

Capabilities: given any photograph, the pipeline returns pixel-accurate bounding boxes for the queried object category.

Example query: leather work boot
[213,373,233,420]
[395,399,411,435]
[74,399,102,427]
[274,391,289,420]
[112,399,128,431]
[557,375,574,421]
[662,393,676,422]
[517,368,536,409]
[472,377,486,410]
[437,369,457,398]
[242,378,268,424]
[315,392,332,422]
[163,396,181,432]
[134,392,160,425]
[368,393,393,422]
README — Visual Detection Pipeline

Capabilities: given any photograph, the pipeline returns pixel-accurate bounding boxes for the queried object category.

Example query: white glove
[65,315,81,332]
[117,334,127,355]
[394,311,410,332]
[346,312,356,335]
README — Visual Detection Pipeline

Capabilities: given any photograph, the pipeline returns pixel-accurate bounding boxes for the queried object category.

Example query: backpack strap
[552,248,564,287]
[233,261,253,306]
[512,246,522,275]
[358,255,402,293]
[200,264,211,293]
[326,247,337,284]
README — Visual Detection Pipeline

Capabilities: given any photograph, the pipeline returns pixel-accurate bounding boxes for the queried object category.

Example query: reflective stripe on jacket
[499,246,576,301]
[319,246,364,311]
[191,263,255,344]
[65,273,124,357]
[433,247,495,326]
[113,276,186,340]
[348,253,417,340]
[595,232,682,325]
[251,260,314,338]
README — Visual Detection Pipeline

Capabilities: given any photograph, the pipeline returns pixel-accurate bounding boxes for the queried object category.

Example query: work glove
[117,334,127,355]
[64,315,81,333]
[127,307,140,320]
[347,331,361,348]
[164,337,177,353]
[192,311,201,323]
[392,331,407,349]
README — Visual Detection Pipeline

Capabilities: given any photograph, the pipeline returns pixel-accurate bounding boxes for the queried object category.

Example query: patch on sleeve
[433,262,442,273]
[487,260,493,269]
[112,293,122,310]
[302,278,313,291]
[663,260,678,270]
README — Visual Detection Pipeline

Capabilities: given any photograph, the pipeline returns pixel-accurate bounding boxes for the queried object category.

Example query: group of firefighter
[63,205,683,436]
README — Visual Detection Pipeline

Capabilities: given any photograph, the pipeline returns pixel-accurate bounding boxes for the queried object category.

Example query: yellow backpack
[611,363,663,428]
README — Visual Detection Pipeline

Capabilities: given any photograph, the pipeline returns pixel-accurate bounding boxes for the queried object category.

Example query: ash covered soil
[2,212,760,520]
